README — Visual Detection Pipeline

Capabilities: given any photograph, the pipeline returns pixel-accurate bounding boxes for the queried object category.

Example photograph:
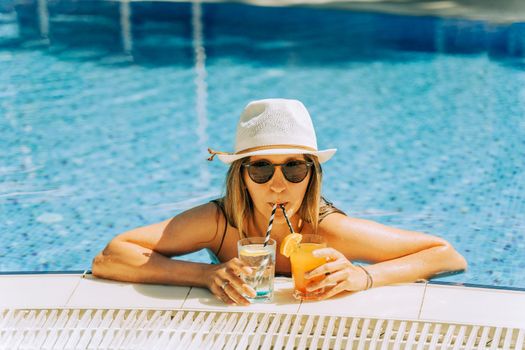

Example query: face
[243,154,311,225]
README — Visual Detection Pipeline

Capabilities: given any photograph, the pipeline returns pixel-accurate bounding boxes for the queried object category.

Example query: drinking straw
[264,203,277,246]
[280,204,294,233]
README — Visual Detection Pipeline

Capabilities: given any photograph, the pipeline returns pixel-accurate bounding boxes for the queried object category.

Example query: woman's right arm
[91,203,255,304]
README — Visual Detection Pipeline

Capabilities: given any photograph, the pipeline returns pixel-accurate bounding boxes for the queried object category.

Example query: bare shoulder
[318,213,449,262]
[117,202,225,257]
[165,202,221,233]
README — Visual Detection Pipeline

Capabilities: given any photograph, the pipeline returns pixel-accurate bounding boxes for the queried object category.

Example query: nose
[269,166,286,193]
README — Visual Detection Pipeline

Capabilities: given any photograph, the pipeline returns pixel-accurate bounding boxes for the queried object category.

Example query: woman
[92,98,467,305]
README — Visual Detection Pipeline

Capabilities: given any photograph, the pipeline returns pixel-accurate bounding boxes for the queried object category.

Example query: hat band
[207,144,317,161]
[236,144,317,154]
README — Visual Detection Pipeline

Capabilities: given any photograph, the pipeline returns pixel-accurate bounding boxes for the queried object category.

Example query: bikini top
[210,197,346,256]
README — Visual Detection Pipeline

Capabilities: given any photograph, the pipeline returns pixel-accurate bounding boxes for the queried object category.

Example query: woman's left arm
[305,214,468,299]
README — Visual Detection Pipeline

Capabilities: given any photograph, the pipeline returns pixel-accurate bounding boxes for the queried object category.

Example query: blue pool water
[1,1,525,287]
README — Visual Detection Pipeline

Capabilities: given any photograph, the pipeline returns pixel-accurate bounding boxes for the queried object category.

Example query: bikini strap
[319,196,346,223]
[210,199,228,256]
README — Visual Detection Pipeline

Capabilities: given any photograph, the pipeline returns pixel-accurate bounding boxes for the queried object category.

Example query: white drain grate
[1,309,524,349]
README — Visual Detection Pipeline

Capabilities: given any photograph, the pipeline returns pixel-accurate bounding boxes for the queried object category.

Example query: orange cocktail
[289,234,327,300]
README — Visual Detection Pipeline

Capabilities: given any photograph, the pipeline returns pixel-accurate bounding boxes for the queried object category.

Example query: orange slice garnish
[280,233,302,257]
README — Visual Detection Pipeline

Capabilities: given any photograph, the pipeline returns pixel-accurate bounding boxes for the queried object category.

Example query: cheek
[301,172,312,190]
[295,176,311,201]
[242,170,253,191]
[243,174,261,203]
[290,182,308,203]
[243,172,254,192]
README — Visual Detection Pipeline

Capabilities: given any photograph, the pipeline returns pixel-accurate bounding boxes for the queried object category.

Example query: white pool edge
[1,272,524,329]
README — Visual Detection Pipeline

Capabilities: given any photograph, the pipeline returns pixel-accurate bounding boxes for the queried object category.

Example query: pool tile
[66,274,190,309]
[182,277,300,314]
[298,283,425,320]
[0,274,82,309]
[419,284,525,328]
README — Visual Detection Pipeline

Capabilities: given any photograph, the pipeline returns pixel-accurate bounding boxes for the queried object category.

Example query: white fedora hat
[208,98,337,164]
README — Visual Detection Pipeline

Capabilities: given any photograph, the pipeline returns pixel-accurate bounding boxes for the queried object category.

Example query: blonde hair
[220,155,323,238]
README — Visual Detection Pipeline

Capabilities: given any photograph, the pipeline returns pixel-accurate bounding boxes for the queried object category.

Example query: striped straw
[264,203,277,246]
[280,204,294,234]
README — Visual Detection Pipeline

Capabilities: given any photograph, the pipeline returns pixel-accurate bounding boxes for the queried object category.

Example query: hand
[205,258,257,305]
[304,247,368,301]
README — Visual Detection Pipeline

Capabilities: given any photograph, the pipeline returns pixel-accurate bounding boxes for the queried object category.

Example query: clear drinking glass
[237,237,276,303]
[290,234,327,300]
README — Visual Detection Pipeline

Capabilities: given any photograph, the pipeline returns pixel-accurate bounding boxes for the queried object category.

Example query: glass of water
[237,237,276,303]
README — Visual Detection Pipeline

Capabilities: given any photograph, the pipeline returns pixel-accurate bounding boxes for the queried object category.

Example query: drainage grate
[1,309,524,349]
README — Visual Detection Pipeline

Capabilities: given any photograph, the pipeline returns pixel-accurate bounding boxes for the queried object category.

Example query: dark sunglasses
[243,159,313,184]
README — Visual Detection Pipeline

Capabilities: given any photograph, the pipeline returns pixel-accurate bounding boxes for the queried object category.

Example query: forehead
[248,154,305,162]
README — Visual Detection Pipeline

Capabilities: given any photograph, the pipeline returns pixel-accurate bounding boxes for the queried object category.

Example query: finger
[320,281,349,300]
[211,284,235,305]
[212,276,240,305]
[226,271,257,298]
[223,283,250,306]
[305,259,348,279]
[226,269,248,285]
[306,281,348,301]
[216,273,254,303]
[241,284,257,298]
[307,269,349,292]
[312,247,345,260]
[229,258,253,275]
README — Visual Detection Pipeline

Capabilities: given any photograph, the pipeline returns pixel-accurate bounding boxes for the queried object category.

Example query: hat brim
[216,148,337,164]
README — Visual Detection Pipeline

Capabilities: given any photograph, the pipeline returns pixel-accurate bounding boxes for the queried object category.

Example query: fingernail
[243,267,252,274]
[312,251,319,257]
[244,285,257,297]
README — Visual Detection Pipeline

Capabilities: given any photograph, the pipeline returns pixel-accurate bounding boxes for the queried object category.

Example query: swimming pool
[1,0,524,288]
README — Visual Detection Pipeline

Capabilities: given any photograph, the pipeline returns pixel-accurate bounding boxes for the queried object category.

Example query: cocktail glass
[237,237,276,302]
[290,234,327,300]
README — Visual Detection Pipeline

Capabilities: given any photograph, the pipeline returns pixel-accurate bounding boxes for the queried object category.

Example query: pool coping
[1,271,524,329]
[1,270,524,292]
[121,0,525,23]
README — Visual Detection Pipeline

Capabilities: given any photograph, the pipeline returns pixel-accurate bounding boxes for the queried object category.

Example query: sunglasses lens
[248,161,274,183]
[282,160,309,183]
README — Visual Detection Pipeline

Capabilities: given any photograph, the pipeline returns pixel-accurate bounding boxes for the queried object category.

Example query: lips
[269,202,288,208]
